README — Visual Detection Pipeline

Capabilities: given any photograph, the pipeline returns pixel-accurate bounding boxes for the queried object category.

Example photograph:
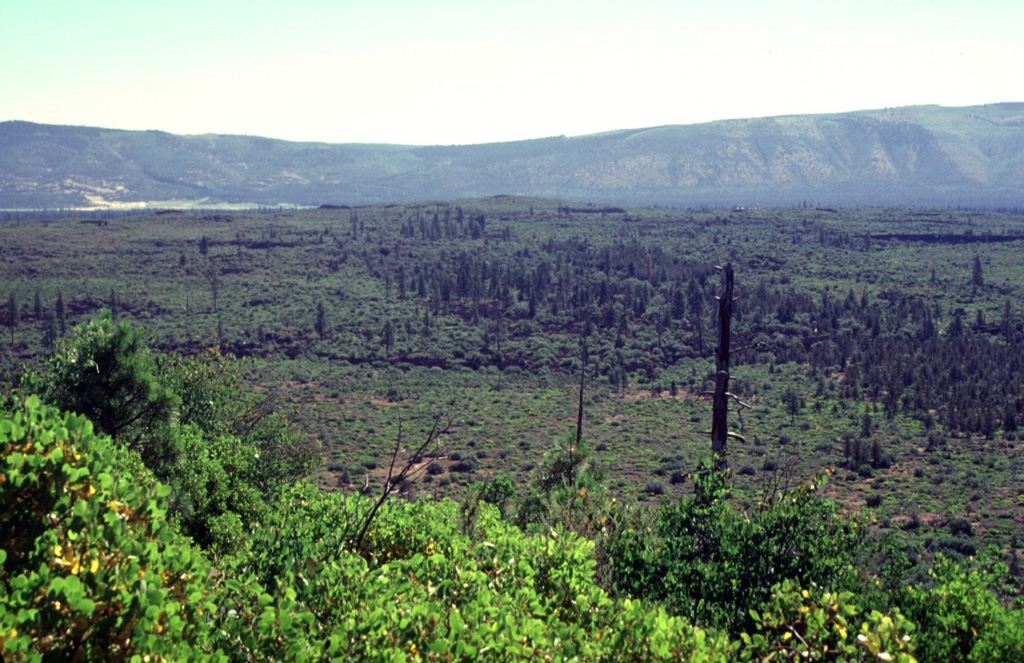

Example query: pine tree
[43,310,56,348]
[315,301,327,341]
[382,320,395,358]
[1002,299,1015,343]
[55,290,66,337]
[39,310,177,455]
[7,293,16,344]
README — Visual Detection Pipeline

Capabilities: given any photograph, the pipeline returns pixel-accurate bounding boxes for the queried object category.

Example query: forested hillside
[2,198,1023,660]
[3,103,1024,209]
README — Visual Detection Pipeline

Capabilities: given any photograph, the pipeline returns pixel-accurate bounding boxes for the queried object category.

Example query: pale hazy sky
[2,0,1021,145]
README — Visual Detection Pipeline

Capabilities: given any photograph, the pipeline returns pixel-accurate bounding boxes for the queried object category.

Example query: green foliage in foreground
[740,580,918,662]
[0,397,219,662]
[1,395,945,662]
[18,312,319,558]
[894,556,1024,663]
[610,459,863,634]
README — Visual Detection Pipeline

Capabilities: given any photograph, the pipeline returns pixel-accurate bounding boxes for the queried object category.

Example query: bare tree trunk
[711,264,734,463]
[573,335,588,485]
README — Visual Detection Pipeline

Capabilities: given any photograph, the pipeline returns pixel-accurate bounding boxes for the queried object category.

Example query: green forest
[2,198,1023,661]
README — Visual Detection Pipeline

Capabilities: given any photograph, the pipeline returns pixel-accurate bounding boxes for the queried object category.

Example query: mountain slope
[2,103,1024,208]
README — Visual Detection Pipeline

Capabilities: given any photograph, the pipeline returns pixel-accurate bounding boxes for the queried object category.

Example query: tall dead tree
[571,334,588,486]
[711,263,735,464]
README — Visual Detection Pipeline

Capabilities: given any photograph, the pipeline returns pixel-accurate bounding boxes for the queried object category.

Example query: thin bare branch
[697,390,751,408]
[724,392,752,409]
[726,391,751,433]
[732,341,776,355]
[351,403,457,553]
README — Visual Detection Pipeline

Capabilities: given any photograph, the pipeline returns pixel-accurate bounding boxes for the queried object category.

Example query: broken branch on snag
[731,341,776,355]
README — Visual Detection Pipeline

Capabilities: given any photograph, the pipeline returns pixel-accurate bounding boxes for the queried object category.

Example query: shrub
[670,470,689,484]
[451,458,478,473]
[169,423,267,556]
[7,398,1018,662]
[4,400,736,661]
[739,580,917,663]
[898,555,1024,663]
[479,472,516,516]
[610,458,862,634]
[23,315,320,557]
[948,517,974,537]
[934,535,978,558]
[0,397,216,661]
[643,480,667,496]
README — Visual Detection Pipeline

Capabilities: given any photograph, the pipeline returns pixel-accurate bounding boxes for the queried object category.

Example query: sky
[2,0,1022,146]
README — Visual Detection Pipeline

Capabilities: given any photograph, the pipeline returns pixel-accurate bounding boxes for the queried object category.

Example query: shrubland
[2,199,1024,659]
[1,307,1021,661]
[0,391,922,662]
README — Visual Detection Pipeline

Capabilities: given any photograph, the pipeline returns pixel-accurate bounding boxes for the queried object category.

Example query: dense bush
[20,314,319,558]
[643,479,667,496]
[738,580,918,662]
[895,555,1024,663]
[610,458,863,634]
[478,471,516,516]
[1,398,741,661]
[0,397,219,662]
[3,396,1024,662]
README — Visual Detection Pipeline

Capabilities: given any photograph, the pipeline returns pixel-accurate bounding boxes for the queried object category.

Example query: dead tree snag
[711,263,735,464]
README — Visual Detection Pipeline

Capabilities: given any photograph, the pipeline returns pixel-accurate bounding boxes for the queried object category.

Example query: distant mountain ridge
[2,103,1024,208]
